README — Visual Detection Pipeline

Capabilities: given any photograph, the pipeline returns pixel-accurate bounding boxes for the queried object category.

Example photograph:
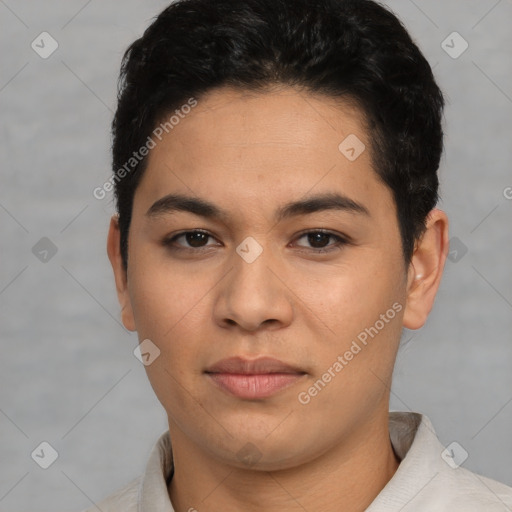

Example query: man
[87,0,512,510]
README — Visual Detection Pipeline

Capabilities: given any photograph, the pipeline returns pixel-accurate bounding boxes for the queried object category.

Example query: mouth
[204,356,307,399]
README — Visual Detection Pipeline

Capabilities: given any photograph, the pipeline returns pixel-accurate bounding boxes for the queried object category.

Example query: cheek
[291,255,406,395]
[127,251,205,337]
[294,257,402,334]
[130,270,205,415]
[127,256,212,380]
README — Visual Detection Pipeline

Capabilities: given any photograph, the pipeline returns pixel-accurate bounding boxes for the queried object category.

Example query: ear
[402,209,449,330]
[106,215,136,332]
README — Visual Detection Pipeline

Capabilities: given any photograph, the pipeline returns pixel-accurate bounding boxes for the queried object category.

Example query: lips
[205,356,305,375]
[205,356,307,399]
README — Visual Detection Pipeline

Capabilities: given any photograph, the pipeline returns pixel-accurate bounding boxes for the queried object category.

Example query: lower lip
[206,373,305,399]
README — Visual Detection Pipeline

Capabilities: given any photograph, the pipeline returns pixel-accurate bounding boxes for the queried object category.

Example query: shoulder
[380,412,512,511]
[431,466,512,511]
[80,476,141,512]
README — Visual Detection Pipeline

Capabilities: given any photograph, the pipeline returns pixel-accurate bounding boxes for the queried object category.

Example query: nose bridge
[235,239,273,290]
[214,238,293,330]
[230,238,277,307]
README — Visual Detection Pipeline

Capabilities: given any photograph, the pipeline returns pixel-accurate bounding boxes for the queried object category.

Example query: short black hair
[112,0,445,269]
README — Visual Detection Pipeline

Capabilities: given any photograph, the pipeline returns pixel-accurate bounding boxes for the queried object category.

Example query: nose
[213,241,294,332]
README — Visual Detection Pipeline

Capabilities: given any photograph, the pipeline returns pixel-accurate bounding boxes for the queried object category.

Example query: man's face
[117,87,410,469]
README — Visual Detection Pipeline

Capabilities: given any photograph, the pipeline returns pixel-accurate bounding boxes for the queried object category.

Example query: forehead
[162,86,367,157]
[134,86,394,223]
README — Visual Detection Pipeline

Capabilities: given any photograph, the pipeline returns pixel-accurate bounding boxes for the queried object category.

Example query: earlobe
[402,209,449,330]
[106,215,137,332]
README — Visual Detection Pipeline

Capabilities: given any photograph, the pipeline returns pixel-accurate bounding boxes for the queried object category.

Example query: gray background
[0,0,511,510]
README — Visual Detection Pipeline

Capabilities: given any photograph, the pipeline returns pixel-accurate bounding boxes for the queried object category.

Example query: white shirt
[84,412,512,511]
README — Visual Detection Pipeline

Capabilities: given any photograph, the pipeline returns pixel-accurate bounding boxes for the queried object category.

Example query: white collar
[135,411,512,511]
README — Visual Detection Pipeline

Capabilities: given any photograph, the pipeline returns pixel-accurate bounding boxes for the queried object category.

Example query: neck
[168,410,400,512]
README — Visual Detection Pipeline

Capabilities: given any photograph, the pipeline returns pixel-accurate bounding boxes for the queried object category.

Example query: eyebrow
[145,192,370,222]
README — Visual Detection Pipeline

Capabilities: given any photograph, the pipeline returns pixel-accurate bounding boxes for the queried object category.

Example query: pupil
[187,232,207,247]
[308,232,330,248]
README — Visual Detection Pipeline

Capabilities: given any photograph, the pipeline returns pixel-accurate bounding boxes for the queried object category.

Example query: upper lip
[205,356,305,375]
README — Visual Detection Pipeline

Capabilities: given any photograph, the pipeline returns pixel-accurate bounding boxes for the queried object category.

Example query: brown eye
[183,231,210,247]
[295,230,348,253]
[305,232,331,249]
[163,230,218,251]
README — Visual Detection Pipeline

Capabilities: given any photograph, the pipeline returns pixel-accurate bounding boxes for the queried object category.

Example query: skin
[107,86,449,512]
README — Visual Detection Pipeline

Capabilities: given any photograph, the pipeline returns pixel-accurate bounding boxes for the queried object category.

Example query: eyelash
[162,229,349,255]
